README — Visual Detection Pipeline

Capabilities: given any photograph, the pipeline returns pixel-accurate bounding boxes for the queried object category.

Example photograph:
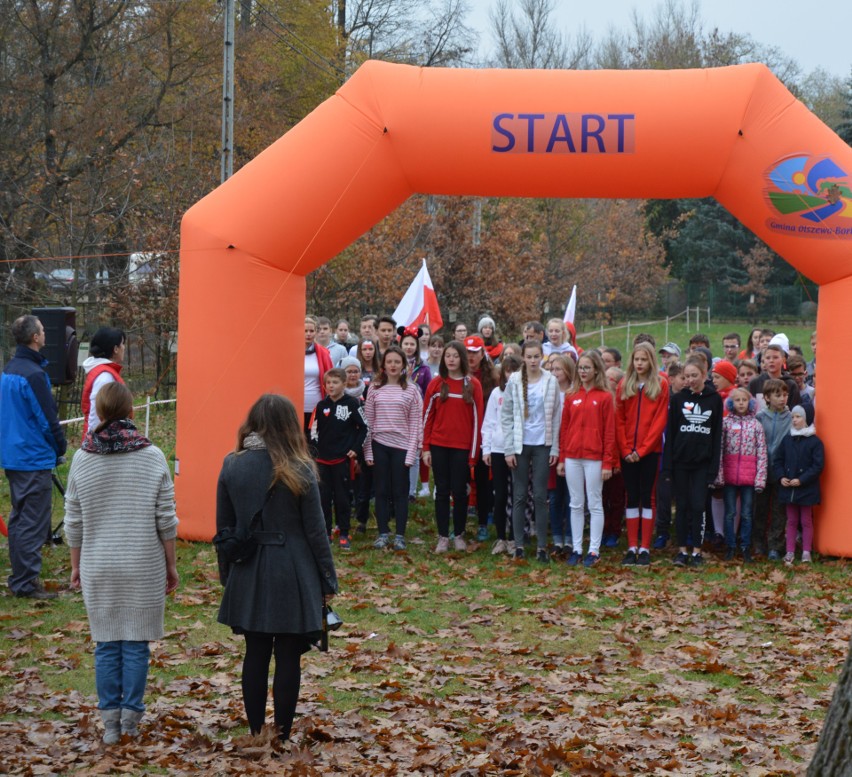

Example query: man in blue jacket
[0,315,67,599]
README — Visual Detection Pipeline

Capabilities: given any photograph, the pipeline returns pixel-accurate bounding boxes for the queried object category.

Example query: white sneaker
[784,552,795,566]
[802,551,812,563]
[454,536,467,552]
[418,483,431,498]
[491,539,507,555]
[434,536,449,554]
[506,540,516,555]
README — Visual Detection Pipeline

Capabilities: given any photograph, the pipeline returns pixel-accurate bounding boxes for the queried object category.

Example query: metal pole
[626,322,630,352]
[145,395,151,438]
[220,0,236,183]
[600,324,604,347]
[665,315,669,343]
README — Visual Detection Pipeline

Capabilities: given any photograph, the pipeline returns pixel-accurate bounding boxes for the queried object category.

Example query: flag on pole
[392,258,443,332]
[563,285,577,324]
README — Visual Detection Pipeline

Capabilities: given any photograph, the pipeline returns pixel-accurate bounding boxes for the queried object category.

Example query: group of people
[304,314,823,571]
[0,310,824,747]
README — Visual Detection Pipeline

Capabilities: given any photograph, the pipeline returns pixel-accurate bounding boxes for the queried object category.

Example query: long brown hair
[438,340,472,403]
[236,394,315,493]
[375,345,409,390]
[356,337,380,374]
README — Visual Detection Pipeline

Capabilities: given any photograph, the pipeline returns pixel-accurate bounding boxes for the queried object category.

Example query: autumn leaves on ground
[1,507,849,777]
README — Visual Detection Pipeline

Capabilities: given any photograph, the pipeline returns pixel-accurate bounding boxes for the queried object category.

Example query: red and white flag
[563,285,577,324]
[392,258,443,332]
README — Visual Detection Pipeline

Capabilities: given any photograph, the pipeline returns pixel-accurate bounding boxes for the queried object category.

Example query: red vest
[81,362,125,438]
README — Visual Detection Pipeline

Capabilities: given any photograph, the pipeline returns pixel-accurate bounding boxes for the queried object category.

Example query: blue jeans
[95,641,150,711]
[723,485,754,550]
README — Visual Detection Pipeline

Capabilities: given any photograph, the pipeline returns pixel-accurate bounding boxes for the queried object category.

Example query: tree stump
[808,634,852,775]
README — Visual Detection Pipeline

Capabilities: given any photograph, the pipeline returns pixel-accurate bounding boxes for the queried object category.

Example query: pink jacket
[715,400,768,490]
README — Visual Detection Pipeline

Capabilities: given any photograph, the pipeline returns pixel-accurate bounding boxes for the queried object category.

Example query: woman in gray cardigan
[65,382,179,745]
[217,394,338,741]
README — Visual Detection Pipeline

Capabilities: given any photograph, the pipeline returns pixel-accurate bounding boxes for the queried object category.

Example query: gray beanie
[339,356,361,371]
[478,316,496,333]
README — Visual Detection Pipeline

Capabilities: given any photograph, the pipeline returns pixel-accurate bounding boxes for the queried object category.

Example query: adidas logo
[682,402,712,425]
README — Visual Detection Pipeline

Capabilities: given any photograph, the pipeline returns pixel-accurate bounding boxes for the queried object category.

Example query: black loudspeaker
[31,307,78,385]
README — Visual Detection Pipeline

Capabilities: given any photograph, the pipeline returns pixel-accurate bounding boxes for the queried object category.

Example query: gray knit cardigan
[64,445,178,642]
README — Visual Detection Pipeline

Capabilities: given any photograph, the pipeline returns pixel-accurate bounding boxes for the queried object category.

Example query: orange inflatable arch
[177,61,852,553]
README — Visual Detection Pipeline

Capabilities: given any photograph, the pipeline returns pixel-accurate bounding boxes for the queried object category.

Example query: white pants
[565,458,604,556]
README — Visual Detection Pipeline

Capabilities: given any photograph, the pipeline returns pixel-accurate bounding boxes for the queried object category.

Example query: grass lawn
[0,494,848,774]
[576,318,815,361]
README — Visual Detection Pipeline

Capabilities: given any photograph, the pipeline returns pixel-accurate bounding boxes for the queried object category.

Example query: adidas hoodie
[662,383,723,478]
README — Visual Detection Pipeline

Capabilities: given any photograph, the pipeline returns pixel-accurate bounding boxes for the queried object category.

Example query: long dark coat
[216,450,338,638]
[773,432,824,506]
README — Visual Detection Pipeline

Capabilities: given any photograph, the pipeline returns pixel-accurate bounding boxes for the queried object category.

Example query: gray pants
[5,469,53,595]
[511,445,550,550]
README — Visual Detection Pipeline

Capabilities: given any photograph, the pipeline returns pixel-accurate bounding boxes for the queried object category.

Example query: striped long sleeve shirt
[362,383,423,467]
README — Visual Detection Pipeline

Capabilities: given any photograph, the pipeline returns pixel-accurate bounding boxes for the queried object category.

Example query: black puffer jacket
[774,430,824,506]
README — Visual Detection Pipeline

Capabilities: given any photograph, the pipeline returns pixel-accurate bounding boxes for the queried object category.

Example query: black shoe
[621,549,637,566]
[514,548,525,560]
[724,548,735,561]
[742,548,753,564]
[355,522,367,535]
[636,550,651,566]
[690,553,705,568]
[16,583,58,600]
[673,552,689,567]
[536,549,550,564]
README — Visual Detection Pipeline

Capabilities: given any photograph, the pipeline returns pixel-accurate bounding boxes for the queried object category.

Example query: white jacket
[500,370,561,457]
[481,387,506,456]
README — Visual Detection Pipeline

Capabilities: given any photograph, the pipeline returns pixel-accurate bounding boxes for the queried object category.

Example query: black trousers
[371,441,409,536]
[242,633,303,739]
[431,445,471,537]
[474,459,494,528]
[318,460,351,537]
[491,453,511,541]
[673,464,710,550]
[622,453,659,511]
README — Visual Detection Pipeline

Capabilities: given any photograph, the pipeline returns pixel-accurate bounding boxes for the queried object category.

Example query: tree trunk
[808,634,852,775]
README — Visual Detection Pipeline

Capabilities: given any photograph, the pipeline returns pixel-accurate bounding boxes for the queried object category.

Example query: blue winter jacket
[0,346,67,471]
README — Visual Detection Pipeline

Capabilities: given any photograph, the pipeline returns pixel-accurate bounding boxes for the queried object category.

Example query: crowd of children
[307,313,823,567]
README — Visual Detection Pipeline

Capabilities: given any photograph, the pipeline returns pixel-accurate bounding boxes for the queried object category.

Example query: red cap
[464,335,484,351]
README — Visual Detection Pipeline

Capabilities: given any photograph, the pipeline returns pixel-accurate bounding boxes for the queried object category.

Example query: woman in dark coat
[217,394,338,740]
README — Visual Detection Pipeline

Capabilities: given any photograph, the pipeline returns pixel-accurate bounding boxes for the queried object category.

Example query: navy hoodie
[662,383,723,481]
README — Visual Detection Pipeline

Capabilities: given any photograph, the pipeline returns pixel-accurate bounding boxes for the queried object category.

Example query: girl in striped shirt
[363,345,423,551]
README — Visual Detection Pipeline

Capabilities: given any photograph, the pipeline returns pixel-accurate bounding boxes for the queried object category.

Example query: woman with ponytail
[500,339,562,563]
[422,341,484,552]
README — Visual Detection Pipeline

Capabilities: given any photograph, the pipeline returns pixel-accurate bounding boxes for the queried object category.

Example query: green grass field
[576,318,815,361]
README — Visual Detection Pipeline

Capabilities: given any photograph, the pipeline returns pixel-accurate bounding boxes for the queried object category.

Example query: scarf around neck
[82,419,152,454]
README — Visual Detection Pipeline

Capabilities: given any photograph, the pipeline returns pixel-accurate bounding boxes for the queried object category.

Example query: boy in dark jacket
[755,379,792,559]
[311,368,368,549]
[775,404,823,564]
[662,355,722,567]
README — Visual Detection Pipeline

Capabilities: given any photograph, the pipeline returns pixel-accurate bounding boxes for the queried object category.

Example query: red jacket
[559,386,617,468]
[615,377,669,459]
[81,362,125,438]
[422,375,484,463]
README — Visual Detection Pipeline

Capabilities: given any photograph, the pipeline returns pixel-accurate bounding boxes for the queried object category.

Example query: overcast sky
[467,0,851,79]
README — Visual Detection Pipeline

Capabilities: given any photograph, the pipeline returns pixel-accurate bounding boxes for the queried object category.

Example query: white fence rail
[60,396,176,438]
[576,307,711,351]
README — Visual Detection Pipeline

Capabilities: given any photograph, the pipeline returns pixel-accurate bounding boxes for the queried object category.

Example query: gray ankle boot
[120,709,144,737]
[100,709,122,745]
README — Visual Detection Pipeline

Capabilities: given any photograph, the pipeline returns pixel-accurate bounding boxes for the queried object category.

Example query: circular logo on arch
[765,155,852,239]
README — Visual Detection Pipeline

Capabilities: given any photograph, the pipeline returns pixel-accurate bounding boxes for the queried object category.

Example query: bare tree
[490,0,591,70]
